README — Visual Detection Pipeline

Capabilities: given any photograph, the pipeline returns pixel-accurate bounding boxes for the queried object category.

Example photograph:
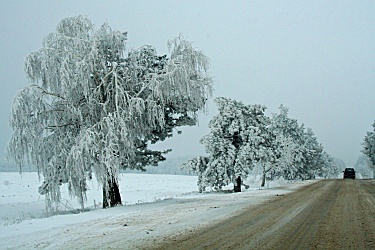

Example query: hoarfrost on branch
[7,16,212,211]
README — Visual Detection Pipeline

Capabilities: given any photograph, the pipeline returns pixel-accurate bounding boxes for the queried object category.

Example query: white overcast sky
[0,0,374,167]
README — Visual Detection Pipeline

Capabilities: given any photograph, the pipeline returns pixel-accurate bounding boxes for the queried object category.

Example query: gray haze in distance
[1,1,374,168]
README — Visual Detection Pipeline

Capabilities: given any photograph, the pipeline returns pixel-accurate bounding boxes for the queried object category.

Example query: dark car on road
[343,168,356,179]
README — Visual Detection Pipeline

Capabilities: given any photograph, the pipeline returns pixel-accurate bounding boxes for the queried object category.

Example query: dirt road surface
[150,179,375,250]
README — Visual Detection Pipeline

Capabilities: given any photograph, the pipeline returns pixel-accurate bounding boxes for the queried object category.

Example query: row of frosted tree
[182,98,339,192]
[7,16,340,212]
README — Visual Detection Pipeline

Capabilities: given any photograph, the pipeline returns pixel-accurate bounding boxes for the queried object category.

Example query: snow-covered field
[0,172,318,249]
[0,172,199,225]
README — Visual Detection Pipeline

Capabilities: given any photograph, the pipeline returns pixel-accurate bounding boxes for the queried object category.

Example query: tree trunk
[261,172,266,187]
[261,164,266,187]
[103,176,122,209]
[99,83,123,208]
[234,176,241,192]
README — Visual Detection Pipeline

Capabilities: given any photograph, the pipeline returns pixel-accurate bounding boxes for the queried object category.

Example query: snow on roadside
[0,172,318,249]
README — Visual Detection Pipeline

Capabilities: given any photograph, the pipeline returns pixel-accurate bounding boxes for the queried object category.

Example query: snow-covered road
[151,179,375,250]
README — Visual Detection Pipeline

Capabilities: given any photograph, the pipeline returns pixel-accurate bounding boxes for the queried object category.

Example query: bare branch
[31,85,65,100]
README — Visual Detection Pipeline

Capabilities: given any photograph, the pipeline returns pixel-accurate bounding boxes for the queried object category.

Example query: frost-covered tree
[181,156,209,192]
[317,152,339,178]
[299,128,324,179]
[182,97,272,191]
[269,105,327,181]
[267,134,300,181]
[354,155,373,178]
[268,105,304,181]
[7,16,212,211]
[362,120,375,178]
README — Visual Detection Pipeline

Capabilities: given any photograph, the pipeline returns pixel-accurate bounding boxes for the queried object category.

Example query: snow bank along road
[150,179,375,250]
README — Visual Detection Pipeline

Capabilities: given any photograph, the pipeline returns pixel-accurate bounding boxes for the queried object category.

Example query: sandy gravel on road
[150,179,375,250]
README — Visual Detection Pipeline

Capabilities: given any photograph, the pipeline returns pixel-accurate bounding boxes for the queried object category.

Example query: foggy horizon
[1,1,374,167]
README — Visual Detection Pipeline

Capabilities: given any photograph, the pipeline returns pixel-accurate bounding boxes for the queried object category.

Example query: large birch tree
[7,16,212,211]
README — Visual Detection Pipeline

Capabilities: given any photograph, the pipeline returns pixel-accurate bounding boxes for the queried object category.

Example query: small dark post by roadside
[234,176,241,192]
